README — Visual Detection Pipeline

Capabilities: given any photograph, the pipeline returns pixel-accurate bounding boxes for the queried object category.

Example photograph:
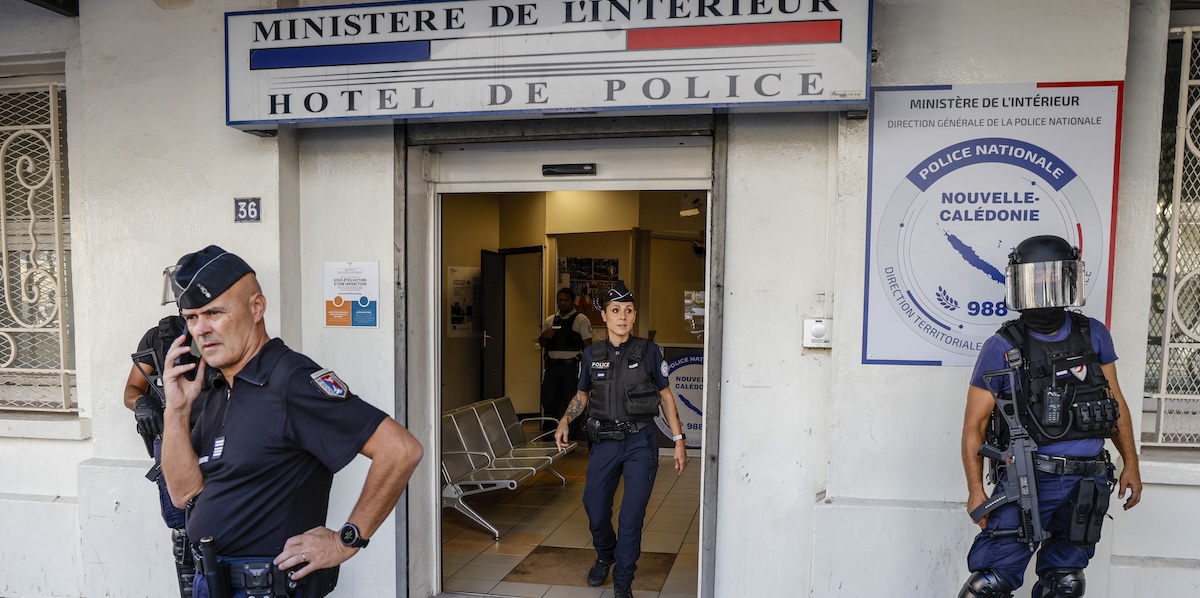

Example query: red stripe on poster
[627,20,841,50]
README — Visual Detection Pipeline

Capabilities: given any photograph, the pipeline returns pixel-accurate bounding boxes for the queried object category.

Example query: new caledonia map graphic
[864,82,1121,366]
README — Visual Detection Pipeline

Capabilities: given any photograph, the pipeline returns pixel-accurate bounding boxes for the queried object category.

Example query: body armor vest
[587,338,659,423]
[992,311,1118,446]
[547,312,586,354]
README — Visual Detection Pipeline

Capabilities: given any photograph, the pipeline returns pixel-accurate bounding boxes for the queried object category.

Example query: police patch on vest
[311,369,349,399]
[660,360,669,378]
[592,361,610,369]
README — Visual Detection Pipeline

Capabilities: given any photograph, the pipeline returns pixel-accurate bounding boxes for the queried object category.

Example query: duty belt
[547,357,580,365]
[1032,453,1109,477]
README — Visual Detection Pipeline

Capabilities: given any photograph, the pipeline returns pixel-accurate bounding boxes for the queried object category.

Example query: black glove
[134,393,164,438]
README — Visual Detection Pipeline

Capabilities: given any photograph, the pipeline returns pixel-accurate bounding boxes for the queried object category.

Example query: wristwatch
[339,523,370,549]
[671,433,686,442]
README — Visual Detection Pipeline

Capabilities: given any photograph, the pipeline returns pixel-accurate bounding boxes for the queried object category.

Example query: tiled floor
[442,446,700,598]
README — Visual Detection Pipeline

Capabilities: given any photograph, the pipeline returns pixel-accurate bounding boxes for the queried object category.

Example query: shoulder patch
[660,360,669,378]
[311,369,349,399]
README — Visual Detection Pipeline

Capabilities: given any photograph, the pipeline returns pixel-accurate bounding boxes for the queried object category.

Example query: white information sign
[863,82,1121,366]
[225,0,870,129]
[324,261,380,327]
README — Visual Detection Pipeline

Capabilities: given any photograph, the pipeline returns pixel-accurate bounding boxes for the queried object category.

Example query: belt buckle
[1047,455,1068,475]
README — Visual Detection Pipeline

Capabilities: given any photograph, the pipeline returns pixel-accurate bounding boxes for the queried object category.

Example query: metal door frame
[402,131,724,598]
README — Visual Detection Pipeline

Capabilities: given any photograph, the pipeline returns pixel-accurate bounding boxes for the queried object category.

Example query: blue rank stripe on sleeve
[311,369,349,399]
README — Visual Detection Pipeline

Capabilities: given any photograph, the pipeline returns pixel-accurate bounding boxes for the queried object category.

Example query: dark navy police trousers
[583,423,660,588]
[967,470,1113,594]
[153,438,186,529]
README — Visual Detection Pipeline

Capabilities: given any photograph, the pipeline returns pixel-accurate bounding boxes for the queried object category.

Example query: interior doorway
[405,137,715,598]
[439,190,706,598]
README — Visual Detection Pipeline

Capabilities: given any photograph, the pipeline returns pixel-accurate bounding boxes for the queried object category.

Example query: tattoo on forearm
[563,393,586,422]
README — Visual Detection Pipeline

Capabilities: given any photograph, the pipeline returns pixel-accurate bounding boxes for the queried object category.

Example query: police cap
[172,245,255,309]
[603,280,634,304]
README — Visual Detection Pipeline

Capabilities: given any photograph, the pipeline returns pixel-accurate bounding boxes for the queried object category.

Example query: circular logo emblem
[876,137,1103,357]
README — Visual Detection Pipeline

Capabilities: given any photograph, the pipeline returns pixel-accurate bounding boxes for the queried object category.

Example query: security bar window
[0,83,75,412]
[1145,33,1200,446]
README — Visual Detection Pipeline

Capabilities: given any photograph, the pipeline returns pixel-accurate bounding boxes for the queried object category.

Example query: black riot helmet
[1005,235,1085,311]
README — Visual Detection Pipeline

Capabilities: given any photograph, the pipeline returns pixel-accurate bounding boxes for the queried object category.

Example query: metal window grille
[0,83,75,412]
[1145,31,1200,446]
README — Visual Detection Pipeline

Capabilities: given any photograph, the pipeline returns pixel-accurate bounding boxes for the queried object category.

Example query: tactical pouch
[1073,397,1120,433]
[1066,475,1112,546]
[585,418,626,443]
[624,382,660,417]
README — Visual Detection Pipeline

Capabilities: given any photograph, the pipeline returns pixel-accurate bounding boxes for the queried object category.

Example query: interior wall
[639,191,705,233]
[505,253,544,414]
[546,190,639,234]
[555,231,634,338]
[441,195,500,411]
[647,238,706,346]
[500,192,546,249]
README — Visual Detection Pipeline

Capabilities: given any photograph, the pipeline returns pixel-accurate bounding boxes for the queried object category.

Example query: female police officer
[554,281,688,598]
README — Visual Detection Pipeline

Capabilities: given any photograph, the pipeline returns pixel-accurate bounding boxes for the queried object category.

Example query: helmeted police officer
[124,265,207,598]
[554,281,688,598]
[539,287,592,433]
[959,235,1142,597]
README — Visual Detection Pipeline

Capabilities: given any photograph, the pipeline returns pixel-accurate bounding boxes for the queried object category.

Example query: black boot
[586,557,614,587]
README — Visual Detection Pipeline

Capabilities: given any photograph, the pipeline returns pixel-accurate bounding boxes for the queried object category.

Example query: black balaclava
[1020,308,1067,334]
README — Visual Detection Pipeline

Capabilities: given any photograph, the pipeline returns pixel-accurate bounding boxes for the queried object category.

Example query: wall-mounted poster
[446,266,480,338]
[324,261,379,327]
[558,257,619,326]
[655,352,703,450]
[863,82,1121,366]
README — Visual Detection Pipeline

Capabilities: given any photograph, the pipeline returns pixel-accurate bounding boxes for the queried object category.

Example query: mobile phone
[175,327,201,381]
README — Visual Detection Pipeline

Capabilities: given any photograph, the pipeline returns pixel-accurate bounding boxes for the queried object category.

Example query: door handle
[482,331,491,348]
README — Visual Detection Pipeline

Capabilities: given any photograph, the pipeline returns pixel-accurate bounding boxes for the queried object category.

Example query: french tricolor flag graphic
[249,19,842,70]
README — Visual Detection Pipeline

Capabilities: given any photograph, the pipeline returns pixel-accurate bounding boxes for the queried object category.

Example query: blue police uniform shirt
[187,338,387,557]
[577,337,671,393]
[969,315,1117,458]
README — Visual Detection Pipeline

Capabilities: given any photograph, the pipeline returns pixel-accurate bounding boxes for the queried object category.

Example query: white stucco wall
[712,1,1156,596]
[297,125,401,596]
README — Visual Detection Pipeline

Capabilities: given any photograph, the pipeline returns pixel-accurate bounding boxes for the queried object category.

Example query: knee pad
[959,569,1015,598]
[1038,568,1086,597]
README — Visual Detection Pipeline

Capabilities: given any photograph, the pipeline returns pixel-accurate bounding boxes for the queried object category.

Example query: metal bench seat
[440,414,539,540]
[489,396,579,458]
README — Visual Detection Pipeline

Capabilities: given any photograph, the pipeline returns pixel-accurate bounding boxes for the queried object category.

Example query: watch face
[340,525,358,545]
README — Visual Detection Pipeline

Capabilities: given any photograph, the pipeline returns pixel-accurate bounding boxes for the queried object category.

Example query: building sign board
[863,82,1121,366]
[225,0,870,128]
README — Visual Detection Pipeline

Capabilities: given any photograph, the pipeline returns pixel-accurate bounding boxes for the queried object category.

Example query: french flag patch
[311,369,349,399]
[1070,365,1087,381]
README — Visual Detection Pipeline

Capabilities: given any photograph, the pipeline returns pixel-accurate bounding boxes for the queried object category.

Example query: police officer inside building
[159,246,424,598]
[539,287,592,434]
[959,235,1142,598]
[124,271,206,598]
[554,281,687,598]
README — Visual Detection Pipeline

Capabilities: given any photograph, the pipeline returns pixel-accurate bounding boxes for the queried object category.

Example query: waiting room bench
[440,398,578,539]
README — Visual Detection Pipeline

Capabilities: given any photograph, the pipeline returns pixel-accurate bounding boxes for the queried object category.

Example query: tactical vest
[154,315,187,368]
[152,315,206,425]
[993,311,1118,445]
[547,312,586,354]
[587,338,660,423]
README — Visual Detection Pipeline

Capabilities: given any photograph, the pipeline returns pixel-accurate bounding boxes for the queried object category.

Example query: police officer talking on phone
[554,281,687,598]
[959,236,1141,598]
[160,246,423,598]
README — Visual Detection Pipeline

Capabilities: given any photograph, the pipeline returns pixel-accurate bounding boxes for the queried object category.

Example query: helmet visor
[161,265,182,306]
[1005,260,1085,310]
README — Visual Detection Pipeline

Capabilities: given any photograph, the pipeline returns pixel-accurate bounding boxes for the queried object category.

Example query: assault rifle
[969,352,1050,546]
